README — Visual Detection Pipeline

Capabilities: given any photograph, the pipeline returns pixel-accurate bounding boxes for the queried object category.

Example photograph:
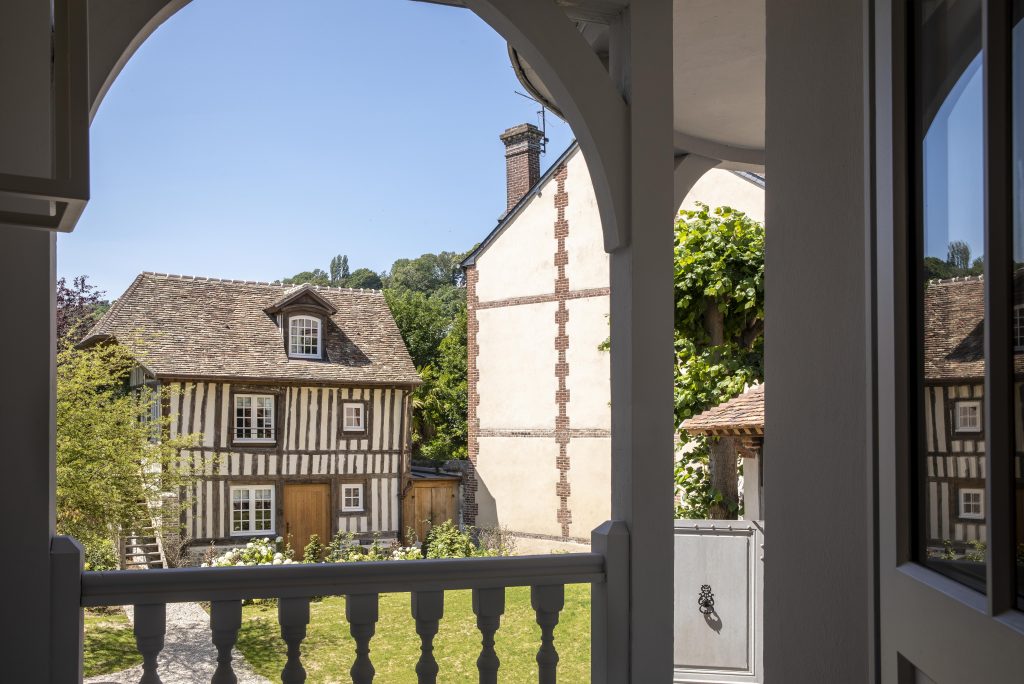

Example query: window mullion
[982,0,1016,615]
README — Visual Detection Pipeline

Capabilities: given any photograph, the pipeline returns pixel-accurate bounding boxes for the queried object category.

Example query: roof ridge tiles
[927,274,984,285]
[139,271,384,291]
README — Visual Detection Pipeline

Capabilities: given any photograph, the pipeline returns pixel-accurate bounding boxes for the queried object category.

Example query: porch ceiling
[422,0,766,170]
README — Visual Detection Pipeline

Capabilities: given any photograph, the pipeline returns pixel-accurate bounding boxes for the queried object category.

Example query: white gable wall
[467,145,764,552]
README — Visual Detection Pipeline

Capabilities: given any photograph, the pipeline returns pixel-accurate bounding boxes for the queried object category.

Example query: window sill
[288,353,321,360]
[233,439,277,445]
[229,530,276,538]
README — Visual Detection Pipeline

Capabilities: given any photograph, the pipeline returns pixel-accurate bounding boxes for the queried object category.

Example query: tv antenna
[515,90,549,155]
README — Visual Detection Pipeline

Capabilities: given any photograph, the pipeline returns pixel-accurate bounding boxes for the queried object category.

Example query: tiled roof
[682,384,764,436]
[923,275,989,381]
[82,273,421,386]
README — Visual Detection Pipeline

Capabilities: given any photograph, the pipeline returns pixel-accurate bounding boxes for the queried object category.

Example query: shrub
[202,537,295,567]
[302,534,324,563]
[83,535,119,571]
[423,520,475,559]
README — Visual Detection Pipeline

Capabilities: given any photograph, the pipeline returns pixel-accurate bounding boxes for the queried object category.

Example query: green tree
[343,268,384,290]
[57,341,199,568]
[675,204,764,519]
[384,289,457,370]
[384,252,465,293]
[329,254,350,285]
[415,310,468,461]
[281,269,331,286]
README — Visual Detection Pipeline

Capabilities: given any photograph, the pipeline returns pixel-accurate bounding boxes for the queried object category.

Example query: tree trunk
[708,436,739,519]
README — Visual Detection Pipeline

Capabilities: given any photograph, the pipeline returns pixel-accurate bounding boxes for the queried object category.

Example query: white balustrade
[51,529,622,684]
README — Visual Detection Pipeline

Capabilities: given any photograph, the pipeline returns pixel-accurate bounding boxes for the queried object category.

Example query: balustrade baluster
[531,585,565,684]
[278,597,311,684]
[210,600,242,684]
[411,591,444,683]
[472,587,505,684]
[134,603,167,684]
[346,593,380,683]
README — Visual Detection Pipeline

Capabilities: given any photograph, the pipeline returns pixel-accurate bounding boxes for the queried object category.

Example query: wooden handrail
[81,552,605,607]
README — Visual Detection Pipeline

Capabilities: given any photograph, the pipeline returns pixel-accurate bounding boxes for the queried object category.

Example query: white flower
[272,558,282,565]
[275,536,284,543]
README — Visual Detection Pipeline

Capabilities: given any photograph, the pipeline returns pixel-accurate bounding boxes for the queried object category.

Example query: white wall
[680,168,765,222]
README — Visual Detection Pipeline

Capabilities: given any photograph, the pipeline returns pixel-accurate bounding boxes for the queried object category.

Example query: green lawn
[236,584,591,683]
[84,607,141,678]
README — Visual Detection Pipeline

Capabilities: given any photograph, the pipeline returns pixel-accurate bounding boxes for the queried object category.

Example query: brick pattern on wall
[500,124,544,212]
[464,266,480,526]
[553,164,573,539]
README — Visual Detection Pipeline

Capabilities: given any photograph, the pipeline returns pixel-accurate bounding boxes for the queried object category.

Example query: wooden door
[283,483,331,560]
[403,481,457,543]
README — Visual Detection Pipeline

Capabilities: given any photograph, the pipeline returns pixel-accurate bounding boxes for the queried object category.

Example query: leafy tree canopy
[57,341,198,569]
[57,275,107,350]
[674,204,764,519]
[345,268,384,290]
[384,252,466,293]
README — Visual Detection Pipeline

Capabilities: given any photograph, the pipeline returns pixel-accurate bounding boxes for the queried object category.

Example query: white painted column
[607,2,677,681]
[0,226,58,678]
[0,2,60,677]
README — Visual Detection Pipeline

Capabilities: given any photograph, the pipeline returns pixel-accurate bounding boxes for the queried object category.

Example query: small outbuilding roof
[682,384,764,437]
[82,272,421,386]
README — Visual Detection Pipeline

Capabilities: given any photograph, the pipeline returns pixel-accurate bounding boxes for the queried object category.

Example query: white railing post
[472,587,505,684]
[279,597,310,684]
[411,590,444,684]
[531,584,565,684]
[49,536,84,684]
[210,599,243,684]
[346,593,380,683]
[591,520,629,684]
[134,603,167,684]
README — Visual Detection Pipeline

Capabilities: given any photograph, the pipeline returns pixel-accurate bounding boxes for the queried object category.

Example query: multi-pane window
[288,315,321,358]
[959,489,984,520]
[342,484,363,512]
[235,394,275,442]
[231,486,274,535]
[954,400,981,433]
[1014,304,1024,350]
[343,402,365,432]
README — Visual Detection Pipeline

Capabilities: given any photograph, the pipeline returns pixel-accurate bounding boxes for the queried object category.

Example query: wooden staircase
[121,524,167,570]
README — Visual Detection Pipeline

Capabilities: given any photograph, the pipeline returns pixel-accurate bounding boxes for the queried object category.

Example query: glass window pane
[1011,0,1024,610]
[913,0,986,592]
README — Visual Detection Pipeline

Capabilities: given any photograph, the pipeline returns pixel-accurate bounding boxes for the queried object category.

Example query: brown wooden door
[283,483,331,560]
[403,480,457,543]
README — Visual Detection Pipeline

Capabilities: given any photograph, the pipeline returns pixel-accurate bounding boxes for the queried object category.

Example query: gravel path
[85,602,271,684]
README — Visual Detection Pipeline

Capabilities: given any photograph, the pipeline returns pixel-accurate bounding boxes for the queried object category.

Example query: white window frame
[288,315,322,359]
[234,394,276,443]
[1015,303,1024,351]
[230,485,276,535]
[954,399,982,433]
[958,488,985,520]
[342,402,365,432]
[341,483,364,512]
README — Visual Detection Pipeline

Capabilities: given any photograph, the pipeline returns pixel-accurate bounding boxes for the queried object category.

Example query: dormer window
[288,315,321,359]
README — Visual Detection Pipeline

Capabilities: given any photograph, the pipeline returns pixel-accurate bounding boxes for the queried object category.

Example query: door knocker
[698,584,715,615]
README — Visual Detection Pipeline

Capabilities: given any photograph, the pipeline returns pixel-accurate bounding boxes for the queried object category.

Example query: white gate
[674,519,764,683]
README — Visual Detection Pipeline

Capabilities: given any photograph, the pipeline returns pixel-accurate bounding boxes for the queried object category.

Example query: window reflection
[1011,0,1024,610]
[914,0,987,591]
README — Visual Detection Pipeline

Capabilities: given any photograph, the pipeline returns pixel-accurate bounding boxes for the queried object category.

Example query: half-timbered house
[81,272,420,561]
[922,274,1024,553]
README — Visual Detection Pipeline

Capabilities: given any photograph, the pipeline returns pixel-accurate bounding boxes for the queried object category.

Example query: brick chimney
[500,123,544,212]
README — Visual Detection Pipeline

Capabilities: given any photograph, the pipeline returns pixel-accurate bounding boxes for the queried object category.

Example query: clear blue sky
[58,0,573,298]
